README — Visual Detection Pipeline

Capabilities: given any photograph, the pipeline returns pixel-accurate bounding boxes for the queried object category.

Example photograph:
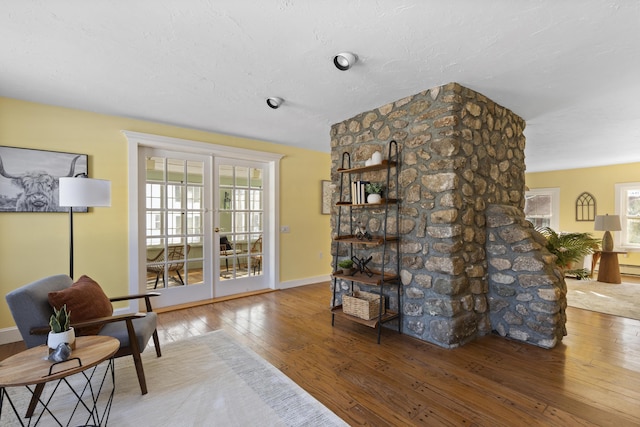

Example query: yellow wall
[0,97,331,330]
[525,162,640,266]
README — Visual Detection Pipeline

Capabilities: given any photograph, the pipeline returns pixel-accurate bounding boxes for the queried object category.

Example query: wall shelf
[331,140,401,343]
[333,235,399,245]
[332,271,399,286]
[336,199,398,207]
[336,160,397,174]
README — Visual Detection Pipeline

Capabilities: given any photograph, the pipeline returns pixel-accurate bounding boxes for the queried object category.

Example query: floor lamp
[59,175,111,279]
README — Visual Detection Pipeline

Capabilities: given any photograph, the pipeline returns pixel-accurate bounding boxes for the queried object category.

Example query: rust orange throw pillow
[48,275,113,335]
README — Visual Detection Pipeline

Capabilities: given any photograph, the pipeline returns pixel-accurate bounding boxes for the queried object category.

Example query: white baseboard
[620,264,640,276]
[278,275,330,290]
[0,327,23,345]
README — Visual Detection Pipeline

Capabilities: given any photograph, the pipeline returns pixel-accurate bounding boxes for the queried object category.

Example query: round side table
[0,335,119,426]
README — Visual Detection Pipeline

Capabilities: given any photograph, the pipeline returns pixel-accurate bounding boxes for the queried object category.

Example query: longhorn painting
[0,146,88,212]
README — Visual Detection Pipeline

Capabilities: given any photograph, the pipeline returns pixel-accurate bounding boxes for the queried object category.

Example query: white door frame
[124,131,283,311]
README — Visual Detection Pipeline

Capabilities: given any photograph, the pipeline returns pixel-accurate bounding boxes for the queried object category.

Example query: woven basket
[343,291,385,320]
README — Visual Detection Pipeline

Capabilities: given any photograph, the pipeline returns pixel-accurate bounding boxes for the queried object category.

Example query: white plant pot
[48,327,76,351]
[367,193,382,204]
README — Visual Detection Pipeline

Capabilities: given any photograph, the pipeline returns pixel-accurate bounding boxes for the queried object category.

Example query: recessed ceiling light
[333,52,357,71]
[266,97,284,109]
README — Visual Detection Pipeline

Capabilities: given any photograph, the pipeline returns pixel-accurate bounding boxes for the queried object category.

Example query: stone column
[330,82,564,349]
[485,204,567,348]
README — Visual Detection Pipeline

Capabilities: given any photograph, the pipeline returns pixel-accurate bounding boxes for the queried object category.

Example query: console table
[0,335,119,426]
[596,251,627,284]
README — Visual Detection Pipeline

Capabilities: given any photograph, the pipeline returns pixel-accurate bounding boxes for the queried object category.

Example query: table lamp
[594,214,621,252]
[59,174,111,278]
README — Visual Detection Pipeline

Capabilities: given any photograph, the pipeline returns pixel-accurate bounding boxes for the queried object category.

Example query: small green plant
[49,304,71,333]
[365,183,383,194]
[338,259,354,269]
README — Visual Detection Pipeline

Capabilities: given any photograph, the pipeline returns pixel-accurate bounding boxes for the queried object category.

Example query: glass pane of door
[216,161,266,295]
[145,156,205,291]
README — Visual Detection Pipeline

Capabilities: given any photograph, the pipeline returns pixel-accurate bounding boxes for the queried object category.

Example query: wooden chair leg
[126,319,147,395]
[152,329,162,357]
[25,382,45,418]
[154,273,160,289]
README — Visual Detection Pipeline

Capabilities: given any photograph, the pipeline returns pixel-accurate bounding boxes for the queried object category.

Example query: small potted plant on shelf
[338,259,357,276]
[365,183,383,204]
[48,304,75,351]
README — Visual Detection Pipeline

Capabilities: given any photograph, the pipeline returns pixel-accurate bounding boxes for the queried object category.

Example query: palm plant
[537,227,601,279]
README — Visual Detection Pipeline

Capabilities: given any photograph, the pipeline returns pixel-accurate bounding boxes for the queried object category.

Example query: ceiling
[1,1,639,173]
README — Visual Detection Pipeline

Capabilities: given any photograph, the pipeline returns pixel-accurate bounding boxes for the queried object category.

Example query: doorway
[125,131,283,310]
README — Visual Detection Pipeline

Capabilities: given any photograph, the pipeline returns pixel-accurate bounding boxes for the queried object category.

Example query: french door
[126,130,282,311]
[143,149,212,307]
[139,148,272,307]
[214,158,269,297]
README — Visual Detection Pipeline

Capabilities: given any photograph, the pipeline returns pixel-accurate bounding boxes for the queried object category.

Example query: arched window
[576,192,596,221]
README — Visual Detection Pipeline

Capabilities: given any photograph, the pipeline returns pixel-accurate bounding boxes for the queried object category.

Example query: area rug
[565,278,640,320]
[1,330,347,426]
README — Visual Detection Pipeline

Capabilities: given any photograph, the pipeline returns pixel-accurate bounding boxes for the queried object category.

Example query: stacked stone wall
[330,82,564,348]
[485,204,567,348]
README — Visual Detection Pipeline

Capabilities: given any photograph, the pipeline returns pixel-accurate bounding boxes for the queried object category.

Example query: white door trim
[124,131,283,311]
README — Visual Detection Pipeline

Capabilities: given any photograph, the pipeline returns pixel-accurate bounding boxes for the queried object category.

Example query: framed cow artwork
[0,146,88,212]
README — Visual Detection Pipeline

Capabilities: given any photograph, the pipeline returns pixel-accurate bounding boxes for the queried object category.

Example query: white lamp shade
[594,214,621,231]
[59,177,111,207]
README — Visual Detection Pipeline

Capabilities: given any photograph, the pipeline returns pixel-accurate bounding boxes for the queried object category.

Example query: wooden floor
[2,281,640,425]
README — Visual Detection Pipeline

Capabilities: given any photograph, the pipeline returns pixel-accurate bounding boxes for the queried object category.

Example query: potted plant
[365,183,383,204]
[537,227,601,279]
[48,304,75,351]
[338,259,356,276]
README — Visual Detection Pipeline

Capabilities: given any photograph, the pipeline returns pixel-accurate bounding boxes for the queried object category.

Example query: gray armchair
[5,275,161,399]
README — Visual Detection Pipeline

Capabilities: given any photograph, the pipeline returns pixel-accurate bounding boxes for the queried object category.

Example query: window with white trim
[615,182,640,251]
[524,187,560,231]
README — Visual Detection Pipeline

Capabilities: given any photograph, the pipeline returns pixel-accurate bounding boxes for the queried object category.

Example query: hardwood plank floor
[2,281,640,425]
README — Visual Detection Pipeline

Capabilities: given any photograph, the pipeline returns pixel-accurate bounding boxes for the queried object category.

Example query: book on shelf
[351,180,369,204]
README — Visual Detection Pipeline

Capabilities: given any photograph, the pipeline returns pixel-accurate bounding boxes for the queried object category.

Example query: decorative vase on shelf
[371,151,382,165]
[367,193,382,204]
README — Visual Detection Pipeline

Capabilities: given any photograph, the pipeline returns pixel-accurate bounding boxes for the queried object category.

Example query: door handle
[214,227,220,232]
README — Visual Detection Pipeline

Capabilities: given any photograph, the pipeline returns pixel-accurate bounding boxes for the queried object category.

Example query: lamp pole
[68,206,75,278]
